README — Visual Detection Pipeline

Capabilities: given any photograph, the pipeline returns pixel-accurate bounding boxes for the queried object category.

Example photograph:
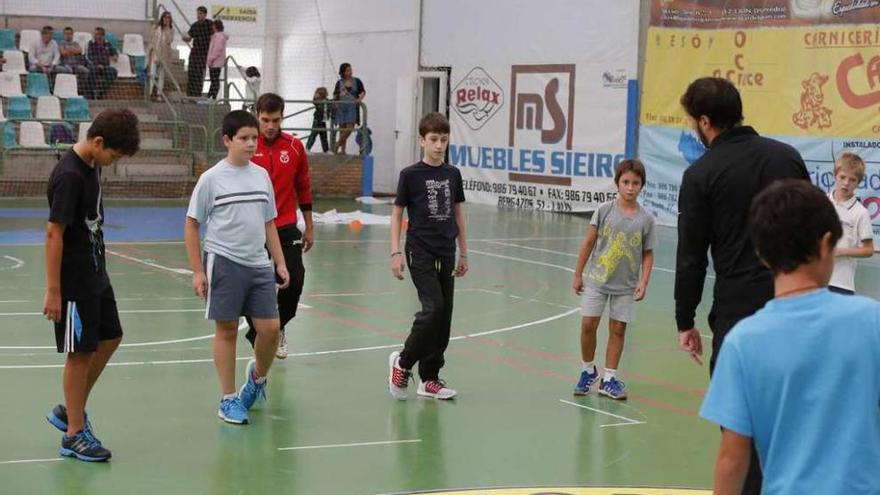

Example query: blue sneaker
[599,377,628,400]
[238,359,267,410]
[59,430,111,462]
[573,367,600,396]
[218,396,249,424]
[47,404,99,442]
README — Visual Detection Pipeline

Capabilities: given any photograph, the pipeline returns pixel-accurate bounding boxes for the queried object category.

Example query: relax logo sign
[399,487,712,495]
[452,67,505,131]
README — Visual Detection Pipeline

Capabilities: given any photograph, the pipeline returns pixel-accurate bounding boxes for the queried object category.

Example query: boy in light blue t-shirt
[701,179,880,494]
[184,110,290,426]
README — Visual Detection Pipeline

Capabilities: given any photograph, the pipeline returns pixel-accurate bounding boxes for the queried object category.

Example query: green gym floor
[2,199,878,495]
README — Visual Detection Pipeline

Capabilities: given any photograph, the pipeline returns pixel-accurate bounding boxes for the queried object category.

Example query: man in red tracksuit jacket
[245,92,314,358]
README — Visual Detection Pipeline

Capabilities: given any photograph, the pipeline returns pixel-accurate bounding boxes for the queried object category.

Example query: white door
[416,70,449,118]
[394,76,417,171]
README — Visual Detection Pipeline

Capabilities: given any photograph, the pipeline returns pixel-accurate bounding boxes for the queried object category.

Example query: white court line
[0,237,586,248]
[278,439,422,451]
[0,305,579,367]
[1,244,581,367]
[559,399,646,428]
[309,291,397,297]
[106,249,193,275]
[0,458,63,465]
[469,249,574,273]
[479,240,720,277]
[0,255,24,271]
[0,300,28,304]
[0,319,250,350]
[484,240,578,257]
[0,309,206,317]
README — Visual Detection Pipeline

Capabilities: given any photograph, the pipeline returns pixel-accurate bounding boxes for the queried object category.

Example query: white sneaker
[388,351,411,400]
[417,379,457,400]
[275,330,288,359]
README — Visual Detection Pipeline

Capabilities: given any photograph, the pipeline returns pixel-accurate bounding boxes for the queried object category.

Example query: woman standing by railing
[332,62,365,155]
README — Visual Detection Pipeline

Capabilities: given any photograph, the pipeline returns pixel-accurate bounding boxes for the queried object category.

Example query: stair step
[140,138,175,149]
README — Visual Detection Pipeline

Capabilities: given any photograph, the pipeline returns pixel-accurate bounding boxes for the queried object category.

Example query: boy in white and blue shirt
[184,110,290,425]
[701,179,880,494]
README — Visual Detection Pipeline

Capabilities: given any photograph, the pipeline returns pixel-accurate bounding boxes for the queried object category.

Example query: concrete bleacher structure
[0,14,362,200]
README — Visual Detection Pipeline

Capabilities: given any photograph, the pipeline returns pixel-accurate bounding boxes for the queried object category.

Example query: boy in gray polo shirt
[572,159,655,400]
[184,110,290,425]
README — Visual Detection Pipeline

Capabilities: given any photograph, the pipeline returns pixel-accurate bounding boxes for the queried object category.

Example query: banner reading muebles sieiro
[448,62,632,213]
[638,0,880,248]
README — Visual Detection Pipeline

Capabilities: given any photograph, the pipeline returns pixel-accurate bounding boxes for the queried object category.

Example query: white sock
[222,392,237,401]
[582,361,596,372]
[604,368,617,381]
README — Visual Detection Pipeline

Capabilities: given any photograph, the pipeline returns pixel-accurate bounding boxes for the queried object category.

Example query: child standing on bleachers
[206,20,228,100]
[306,86,329,153]
[244,66,261,111]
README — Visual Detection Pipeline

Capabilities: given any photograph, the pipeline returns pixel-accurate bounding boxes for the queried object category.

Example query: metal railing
[207,98,370,158]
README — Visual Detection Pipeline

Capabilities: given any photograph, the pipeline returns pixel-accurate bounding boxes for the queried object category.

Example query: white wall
[0,0,147,20]
[422,0,638,69]
[273,0,420,193]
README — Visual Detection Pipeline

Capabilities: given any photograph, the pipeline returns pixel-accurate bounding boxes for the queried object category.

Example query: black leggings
[246,226,305,345]
[397,248,455,381]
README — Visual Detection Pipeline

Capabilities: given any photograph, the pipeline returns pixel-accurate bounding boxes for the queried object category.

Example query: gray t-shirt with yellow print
[584,200,655,295]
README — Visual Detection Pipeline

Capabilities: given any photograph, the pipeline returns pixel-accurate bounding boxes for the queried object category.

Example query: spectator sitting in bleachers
[86,27,118,99]
[57,27,90,76]
[29,26,70,76]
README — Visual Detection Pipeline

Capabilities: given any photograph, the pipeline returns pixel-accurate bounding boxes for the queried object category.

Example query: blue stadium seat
[0,29,16,50]
[26,72,51,98]
[52,31,64,43]
[7,96,33,120]
[105,32,121,50]
[2,121,16,148]
[63,97,91,121]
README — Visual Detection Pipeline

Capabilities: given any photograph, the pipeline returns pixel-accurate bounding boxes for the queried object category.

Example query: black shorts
[54,285,123,353]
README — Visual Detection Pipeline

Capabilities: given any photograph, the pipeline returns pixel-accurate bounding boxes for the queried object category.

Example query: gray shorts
[580,285,634,323]
[205,253,279,321]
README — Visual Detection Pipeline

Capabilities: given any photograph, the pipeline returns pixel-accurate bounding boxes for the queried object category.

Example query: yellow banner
[641,25,880,137]
[211,5,258,22]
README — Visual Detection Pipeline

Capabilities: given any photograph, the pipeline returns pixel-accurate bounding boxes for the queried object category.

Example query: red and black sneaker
[388,351,411,400]
[417,379,457,400]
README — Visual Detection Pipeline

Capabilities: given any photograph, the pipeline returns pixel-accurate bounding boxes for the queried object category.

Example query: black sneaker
[47,404,97,439]
[60,430,111,462]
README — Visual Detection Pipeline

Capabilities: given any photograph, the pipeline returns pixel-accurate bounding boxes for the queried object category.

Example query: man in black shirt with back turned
[182,6,212,97]
[675,77,809,494]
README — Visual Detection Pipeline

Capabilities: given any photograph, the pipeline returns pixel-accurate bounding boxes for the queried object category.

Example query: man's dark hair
[94,27,106,35]
[245,66,260,78]
[212,20,224,31]
[197,6,208,14]
[222,110,259,139]
[418,112,450,137]
[614,159,646,186]
[88,108,140,156]
[680,77,744,131]
[63,26,73,33]
[255,92,284,115]
[41,25,53,34]
[749,179,842,274]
